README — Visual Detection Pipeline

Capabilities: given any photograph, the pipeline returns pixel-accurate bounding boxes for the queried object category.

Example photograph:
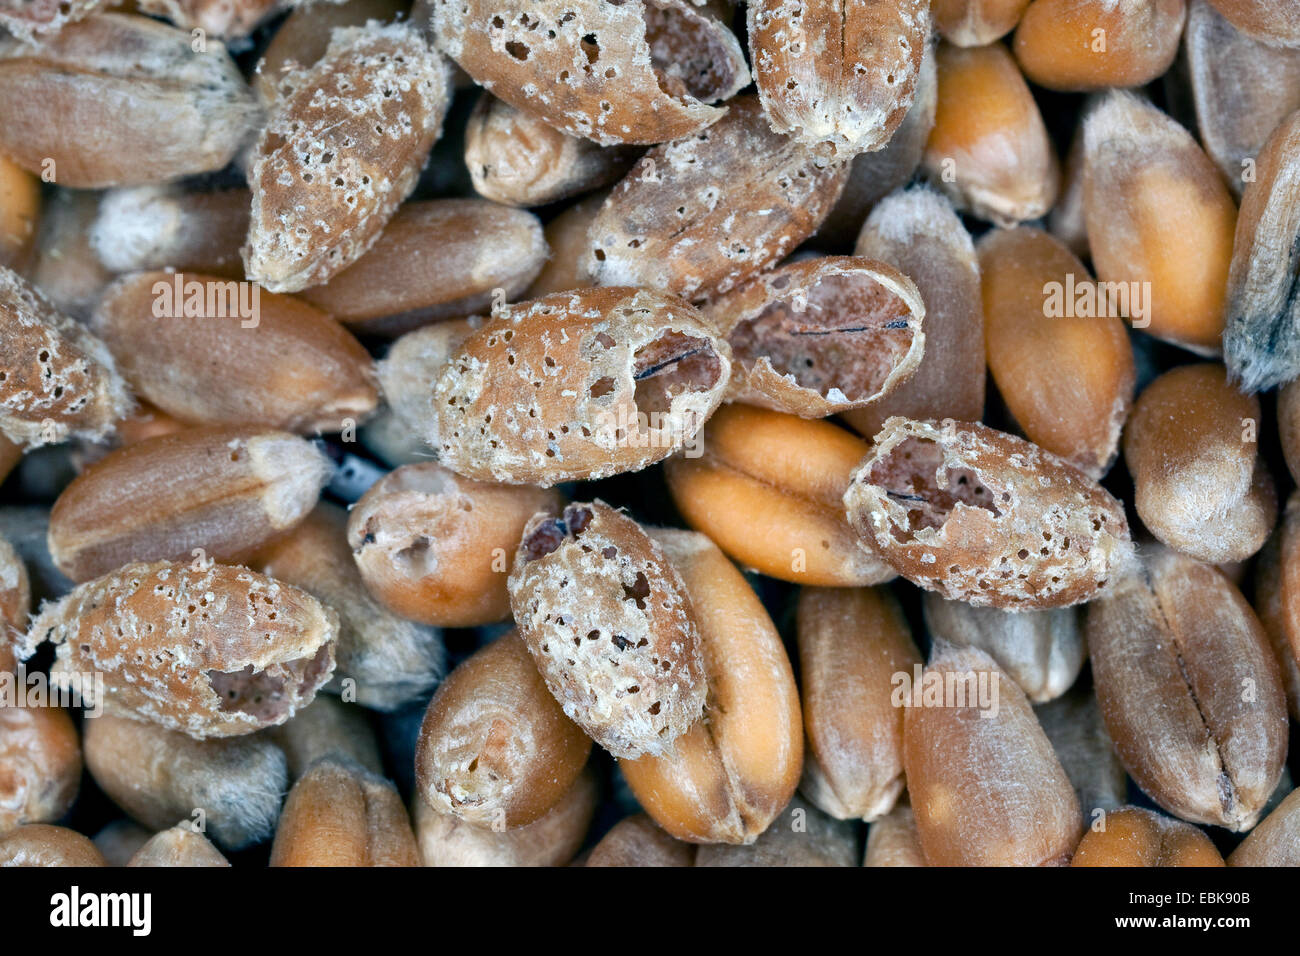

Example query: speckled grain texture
[844,418,1133,608]
[587,97,850,300]
[245,20,451,293]
[30,560,338,738]
[748,0,930,154]
[432,287,730,485]
[508,502,706,759]
[430,0,748,146]
[0,266,131,448]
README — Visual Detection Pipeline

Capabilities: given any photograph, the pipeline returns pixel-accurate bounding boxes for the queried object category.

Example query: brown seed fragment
[416,631,591,829]
[258,503,445,711]
[127,824,231,867]
[300,199,547,337]
[90,186,251,279]
[665,404,894,586]
[1034,687,1128,817]
[0,155,39,272]
[704,255,925,418]
[587,96,850,300]
[138,0,289,39]
[0,533,31,673]
[432,288,730,486]
[31,560,338,738]
[1222,111,1300,391]
[0,705,80,835]
[49,426,332,583]
[254,0,409,107]
[932,0,1030,45]
[269,694,383,781]
[797,586,920,822]
[93,271,378,435]
[347,463,564,628]
[1253,493,1300,721]
[694,795,858,866]
[978,226,1135,478]
[1123,364,1275,563]
[844,418,1134,609]
[376,317,478,453]
[92,820,152,867]
[508,501,707,759]
[525,191,605,297]
[620,529,802,844]
[1184,0,1300,198]
[245,20,452,293]
[1071,806,1225,867]
[0,266,131,448]
[1013,0,1186,92]
[586,813,696,866]
[83,713,288,849]
[0,0,110,40]
[924,593,1084,703]
[863,799,926,866]
[24,189,112,322]
[904,644,1082,866]
[414,764,598,866]
[922,41,1059,226]
[1087,546,1288,831]
[429,0,749,146]
[270,756,419,867]
[1206,0,1300,48]
[846,186,983,438]
[465,94,640,207]
[0,824,106,866]
[1082,91,1237,354]
[0,13,257,188]
[748,0,931,155]
[815,41,937,248]
[1228,788,1300,866]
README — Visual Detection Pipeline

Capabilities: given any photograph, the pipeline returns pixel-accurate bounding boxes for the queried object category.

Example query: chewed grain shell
[587,96,850,300]
[30,560,338,739]
[0,266,132,448]
[429,0,749,146]
[245,20,451,293]
[748,0,931,154]
[431,287,730,486]
[704,255,926,418]
[843,418,1134,609]
[508,501,707,759]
